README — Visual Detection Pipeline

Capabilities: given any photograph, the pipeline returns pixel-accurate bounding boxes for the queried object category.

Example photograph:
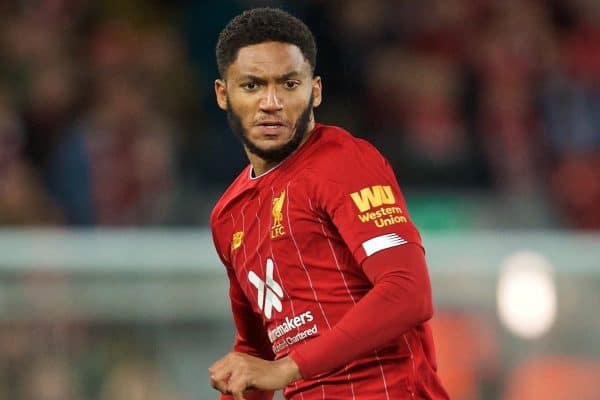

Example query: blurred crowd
[1,2,599,399]
[1,320,187,400]
[0,0,193,226]
[1,0,599,228]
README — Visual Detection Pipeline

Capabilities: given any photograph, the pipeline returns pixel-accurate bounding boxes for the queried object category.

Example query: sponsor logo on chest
[248,258,283,319]
[246,258,320,353]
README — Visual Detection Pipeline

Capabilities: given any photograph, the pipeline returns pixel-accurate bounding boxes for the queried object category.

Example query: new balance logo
[248,258,283,319]
[350,185,396,212]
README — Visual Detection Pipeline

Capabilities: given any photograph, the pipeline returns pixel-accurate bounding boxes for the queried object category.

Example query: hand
[209,352,301,400]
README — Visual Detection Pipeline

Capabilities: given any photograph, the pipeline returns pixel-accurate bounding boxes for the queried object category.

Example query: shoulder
[210,165,251,227]
[312,124,380,157]
[305,124,389,184]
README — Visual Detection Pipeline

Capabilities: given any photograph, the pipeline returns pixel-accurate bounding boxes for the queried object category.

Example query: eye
[242,82,259,91]
[284,80,300,90]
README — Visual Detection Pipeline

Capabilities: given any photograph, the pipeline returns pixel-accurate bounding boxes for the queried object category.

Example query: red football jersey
[211,124,448,399]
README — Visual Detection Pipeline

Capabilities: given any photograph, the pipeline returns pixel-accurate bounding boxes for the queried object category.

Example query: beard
[227,94,314,164]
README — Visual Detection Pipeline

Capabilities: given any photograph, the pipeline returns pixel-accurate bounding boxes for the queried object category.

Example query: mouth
[255,121,288,135]
[256,120,286,127]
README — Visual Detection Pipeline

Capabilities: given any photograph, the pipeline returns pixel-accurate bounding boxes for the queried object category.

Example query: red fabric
[216,246,275,400]
[211,124,449,399]
[226,266,276,360]
[288,243,433,377]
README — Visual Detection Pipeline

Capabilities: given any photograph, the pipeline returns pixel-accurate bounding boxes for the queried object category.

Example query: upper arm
[311,148,423,267]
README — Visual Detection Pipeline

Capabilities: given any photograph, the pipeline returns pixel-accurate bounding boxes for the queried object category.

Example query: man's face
[215,42,322,163]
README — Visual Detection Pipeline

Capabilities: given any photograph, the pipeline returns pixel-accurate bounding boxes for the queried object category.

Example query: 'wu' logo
[350,185,396,212]
[248,258,283,319]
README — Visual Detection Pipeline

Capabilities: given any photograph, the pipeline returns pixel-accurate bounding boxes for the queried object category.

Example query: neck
[248,119,315,177]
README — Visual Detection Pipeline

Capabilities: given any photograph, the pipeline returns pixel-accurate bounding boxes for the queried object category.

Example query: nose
[259,86,283,112]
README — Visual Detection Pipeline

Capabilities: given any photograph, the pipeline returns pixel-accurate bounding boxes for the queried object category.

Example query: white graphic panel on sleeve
[362,233,407,256]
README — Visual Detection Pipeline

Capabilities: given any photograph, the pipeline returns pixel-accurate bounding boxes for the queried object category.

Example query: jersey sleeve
[288,144,434,378]
[225,265,276,360]
[211,222,275,358]
[211,218,275,400]
[312,146,422,265]
[289,243,433,378]
[220,266,275,400]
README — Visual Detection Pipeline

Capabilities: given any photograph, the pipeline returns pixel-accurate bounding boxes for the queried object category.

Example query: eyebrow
[237,71,303,83]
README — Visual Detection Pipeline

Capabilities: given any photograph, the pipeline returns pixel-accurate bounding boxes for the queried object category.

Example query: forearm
[289,244,433,378]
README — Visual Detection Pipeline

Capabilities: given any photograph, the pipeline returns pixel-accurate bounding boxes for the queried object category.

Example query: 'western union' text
[358,206,407,227]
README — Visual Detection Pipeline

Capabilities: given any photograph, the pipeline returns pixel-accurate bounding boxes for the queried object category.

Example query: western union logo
[350,185,396,212]
[350,185,407,228]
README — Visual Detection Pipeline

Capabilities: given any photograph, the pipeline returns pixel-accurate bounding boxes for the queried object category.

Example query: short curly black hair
[216,7,317,78]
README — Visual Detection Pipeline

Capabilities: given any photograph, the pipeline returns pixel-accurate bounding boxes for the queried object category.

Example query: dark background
[1,0,598,229]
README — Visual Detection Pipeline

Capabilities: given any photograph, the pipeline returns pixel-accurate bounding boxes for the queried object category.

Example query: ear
[215,79,228,110]
[311,76,322,108]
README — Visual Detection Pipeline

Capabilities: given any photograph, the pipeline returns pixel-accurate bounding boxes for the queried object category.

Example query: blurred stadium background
[0,0,599,399]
